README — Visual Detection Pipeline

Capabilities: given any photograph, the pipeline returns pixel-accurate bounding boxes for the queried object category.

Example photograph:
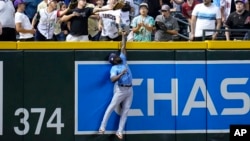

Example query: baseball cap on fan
[161,4,170,11]
[235,0,246,4]
[139,2,148,9]
[14,0,26,8]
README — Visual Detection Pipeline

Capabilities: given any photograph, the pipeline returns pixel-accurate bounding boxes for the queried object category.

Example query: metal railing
[202,29,250,41]
[172,12,190,40]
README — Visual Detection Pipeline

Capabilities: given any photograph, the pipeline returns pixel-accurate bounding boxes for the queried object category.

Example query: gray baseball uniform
[99,42,133,136]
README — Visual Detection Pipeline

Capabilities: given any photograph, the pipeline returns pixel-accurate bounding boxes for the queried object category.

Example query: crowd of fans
[0,0,250,42]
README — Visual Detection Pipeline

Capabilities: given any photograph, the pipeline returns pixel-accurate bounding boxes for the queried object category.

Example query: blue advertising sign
[75,61,250,134]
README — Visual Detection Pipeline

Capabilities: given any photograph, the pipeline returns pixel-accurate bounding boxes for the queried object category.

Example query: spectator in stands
[171,0,184,12]
[32,0,48,30]
[215,0,249,23]
[98,0,122,41]
[120,0,134,33]
[108,0,135,24]
[0,0,16,41]
[225,0,250,40]
[154,4,179,41]
[54,1,69,41]
[15,0,36,41]
[88,0,104,41]
[181,0,199,37]
[32,0,70,41]
[133,0,144,17]
[131,2,155,41]
[220,0,230,24]
[190,0,221,41]
[160,0,184,12]
[146,0,161,19]
[37,0,48,11]
[61,0,113,41]
[182,0,200,25]
[60,2,70,40]
[213,0,229,24]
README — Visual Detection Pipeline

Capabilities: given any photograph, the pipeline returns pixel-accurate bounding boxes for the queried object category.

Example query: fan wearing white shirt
[32,0,70,41]
[14,0,36,41]
[190,0,222,41]
[99,0,122,41]
[121,0,134,33]
[107,0,134,33]
[0,0,16,41]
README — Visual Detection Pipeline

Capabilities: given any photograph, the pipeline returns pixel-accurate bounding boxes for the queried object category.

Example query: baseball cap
[14,0,25,8]
[161,4,170,11]
[235,0,246,4]
[139,2,148,9]
[109,53,118,65]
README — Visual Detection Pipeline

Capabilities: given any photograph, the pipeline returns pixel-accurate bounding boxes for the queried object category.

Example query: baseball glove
[121,1,131,12]
[113,0,125,10]
[69,0,78,10]
[156,21,168,31]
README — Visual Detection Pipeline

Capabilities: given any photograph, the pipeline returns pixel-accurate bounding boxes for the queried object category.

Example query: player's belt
[118,84,132,87]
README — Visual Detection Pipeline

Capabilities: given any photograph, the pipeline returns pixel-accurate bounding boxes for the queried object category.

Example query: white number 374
[14,108,64,135]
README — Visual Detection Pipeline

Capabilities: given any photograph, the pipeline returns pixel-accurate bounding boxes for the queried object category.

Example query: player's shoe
[116,132,123,140]
[98,128,105,134]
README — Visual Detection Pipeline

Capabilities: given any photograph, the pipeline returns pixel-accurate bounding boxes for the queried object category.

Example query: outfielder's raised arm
[121,32,126,56]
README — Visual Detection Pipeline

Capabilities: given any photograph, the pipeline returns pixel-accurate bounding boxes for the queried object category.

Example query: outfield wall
[0,41,249,141]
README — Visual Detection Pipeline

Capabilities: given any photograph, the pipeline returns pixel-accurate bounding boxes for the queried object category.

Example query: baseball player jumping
[99,32,133,140]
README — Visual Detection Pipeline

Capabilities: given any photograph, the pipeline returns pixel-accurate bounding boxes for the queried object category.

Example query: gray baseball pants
[100,84,133,133]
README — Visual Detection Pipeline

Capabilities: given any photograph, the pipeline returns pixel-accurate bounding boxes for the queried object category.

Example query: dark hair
[59,1,66,8]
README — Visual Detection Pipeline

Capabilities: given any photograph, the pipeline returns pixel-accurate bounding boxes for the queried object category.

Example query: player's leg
[99,85,127,132]
[116,87,133,138]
